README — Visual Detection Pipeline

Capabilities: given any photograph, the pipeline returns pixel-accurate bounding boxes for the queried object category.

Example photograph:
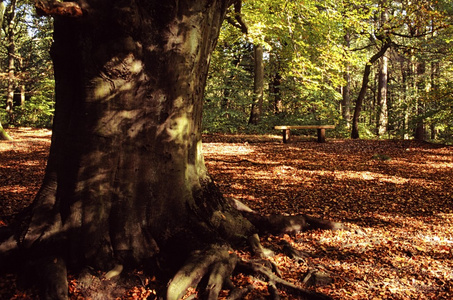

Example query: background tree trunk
[5,0,17,124]
[341,33,351,128]
[377,55,388,136]
[248,43,264,125]
[351,41,391,139]
[272,72,282,114]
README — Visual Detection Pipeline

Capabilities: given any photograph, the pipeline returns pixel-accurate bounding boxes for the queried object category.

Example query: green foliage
[1,0,54,128]
[202,0,453,143]
[11,78,54,128]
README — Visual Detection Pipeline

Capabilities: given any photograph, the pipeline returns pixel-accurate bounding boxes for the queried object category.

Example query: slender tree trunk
[351,41,392,139]
[376,0,389,137]
[5,0,17,123]
[414,61,426,140]
[400,56,410,139]
[342,68,351,127]
[0,0,12,138]
[429,61,440,139]
[272,72,282,114]
[342,33,351,127]
[248,43,264,125]
[0,1,5,31]
[377,55,388,136]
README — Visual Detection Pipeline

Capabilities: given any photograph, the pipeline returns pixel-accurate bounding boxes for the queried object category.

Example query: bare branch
[391,26,449,39]
[226,0,248,34]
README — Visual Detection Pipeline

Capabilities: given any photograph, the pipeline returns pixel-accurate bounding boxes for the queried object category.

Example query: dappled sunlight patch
[203,142,255,156]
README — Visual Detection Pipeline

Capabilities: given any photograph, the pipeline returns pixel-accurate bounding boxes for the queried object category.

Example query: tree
[349,0,452,140]
[351,39,392,139]
[4,0,17,122]
[376,3,389,137]
[0,0,12,139]
[0,0,55,129]
[248,43,264,125]
[376,55,389,136]
[0,1,339,299]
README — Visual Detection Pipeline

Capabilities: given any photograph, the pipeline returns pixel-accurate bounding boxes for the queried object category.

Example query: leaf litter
[1,130,452,299]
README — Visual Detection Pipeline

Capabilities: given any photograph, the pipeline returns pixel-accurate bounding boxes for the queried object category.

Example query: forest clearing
[1,128,452,299]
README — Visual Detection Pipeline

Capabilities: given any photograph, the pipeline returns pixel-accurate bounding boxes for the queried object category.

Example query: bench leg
[317,128,326,143]
[282,129,291,143]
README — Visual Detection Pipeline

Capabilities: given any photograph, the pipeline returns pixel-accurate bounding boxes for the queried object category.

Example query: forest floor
[1,128,452,299]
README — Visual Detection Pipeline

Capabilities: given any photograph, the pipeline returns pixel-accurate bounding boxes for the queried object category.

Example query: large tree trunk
[1,1,338,299]
[24,0,246,268]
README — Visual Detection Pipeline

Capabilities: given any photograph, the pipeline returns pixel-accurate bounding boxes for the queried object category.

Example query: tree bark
[0,1,9,141]
[351,41,392,139]
[22,0,247,266]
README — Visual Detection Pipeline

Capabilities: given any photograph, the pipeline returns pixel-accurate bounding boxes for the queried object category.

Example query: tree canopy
[1,0,452,142]
[203,0,453,142]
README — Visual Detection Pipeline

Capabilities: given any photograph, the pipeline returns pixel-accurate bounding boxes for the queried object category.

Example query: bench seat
[274,125,335,143]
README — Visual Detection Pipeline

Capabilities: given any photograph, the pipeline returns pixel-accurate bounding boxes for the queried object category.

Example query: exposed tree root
[0,198,344,299]
[229,197,345,234]
[34,256,68,300]
[237,259,333,300]
[167,244,236,300]
[226,284,253,300]
[166,232,334,300]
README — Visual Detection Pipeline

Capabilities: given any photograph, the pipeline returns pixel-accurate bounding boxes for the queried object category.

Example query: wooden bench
[274,125,335,143]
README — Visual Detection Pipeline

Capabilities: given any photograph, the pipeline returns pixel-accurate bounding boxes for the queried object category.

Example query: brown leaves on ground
[203,134,453,299]
[1,129,452,299]
[0,128,51,222]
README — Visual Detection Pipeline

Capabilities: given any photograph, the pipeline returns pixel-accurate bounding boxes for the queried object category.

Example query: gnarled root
[167,244,237,300]
[167,238,333,300]
[35,256,68,300]
[17,255,68,300]
[237,260,332,300]
[229,197,344,235]
[245,212,344,235]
